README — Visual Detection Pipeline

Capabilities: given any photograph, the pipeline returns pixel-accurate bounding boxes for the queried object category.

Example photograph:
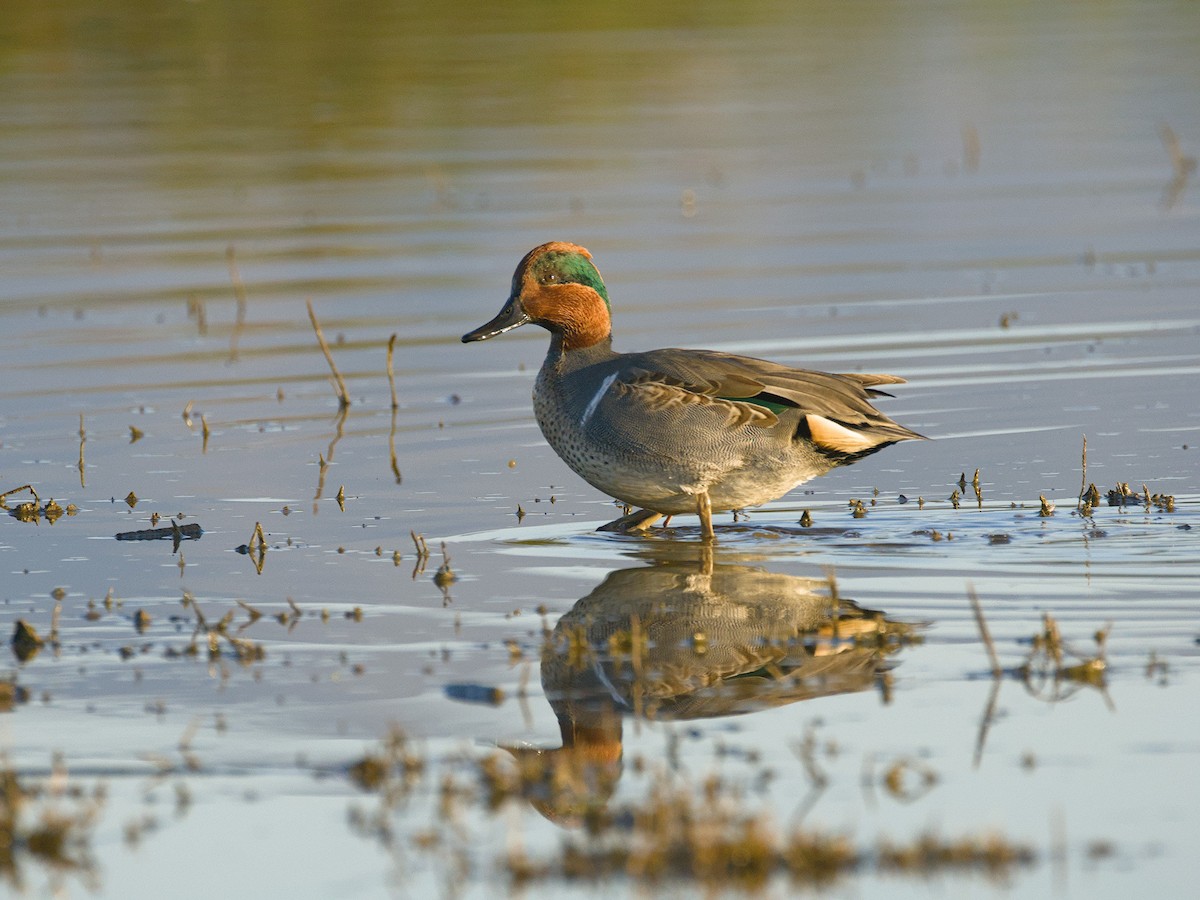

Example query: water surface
[2,1,1198,896]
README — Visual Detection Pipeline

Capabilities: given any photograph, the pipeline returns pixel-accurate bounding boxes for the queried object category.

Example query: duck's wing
[619,348,925,453]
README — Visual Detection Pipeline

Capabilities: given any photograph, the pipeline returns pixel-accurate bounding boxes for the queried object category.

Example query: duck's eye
[545,273,559,283]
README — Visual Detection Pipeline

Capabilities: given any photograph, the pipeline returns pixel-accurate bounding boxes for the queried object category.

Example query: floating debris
[1078,481,1102,517]
[237,522,268,574]
[881,757,940,803]
[185,597,266,664]
[1018,613,1110,700]
[877,832,1034,876]
[1108,482,1136,506]
[0,675,30,712]
[350,745,1035,889]
[1104,481,1174,511]
[115,523,203,543]
[433,543,457,590]
[346,728,425,803]
[444,684,506,706]
[11,620,45,663]
[1,485,79,525]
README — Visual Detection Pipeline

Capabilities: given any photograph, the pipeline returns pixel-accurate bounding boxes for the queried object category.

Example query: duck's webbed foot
[597,508,663,533]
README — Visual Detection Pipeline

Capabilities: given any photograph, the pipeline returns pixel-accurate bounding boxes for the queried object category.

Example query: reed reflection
[497,552,921,826]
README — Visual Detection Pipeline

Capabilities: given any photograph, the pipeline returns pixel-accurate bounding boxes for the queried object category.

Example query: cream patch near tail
[803,414,881,454]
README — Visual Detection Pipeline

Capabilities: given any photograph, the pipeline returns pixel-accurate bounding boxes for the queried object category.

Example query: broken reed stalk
[386,334,403,479]
[78,412,86,488]
[306,299,351,410]
[247,522,267,574]
[968,584,1003,679]
[0,483,38,506]
[410,531,430,559]
[1077,434,1087,512]
[389,408,402,485]
[387,333,399,410]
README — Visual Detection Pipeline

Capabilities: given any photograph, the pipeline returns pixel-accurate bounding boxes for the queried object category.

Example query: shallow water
[2,1,1199,896]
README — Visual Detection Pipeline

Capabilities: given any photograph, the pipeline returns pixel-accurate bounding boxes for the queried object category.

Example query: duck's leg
[597,508,662,533]
[697,491,715,541]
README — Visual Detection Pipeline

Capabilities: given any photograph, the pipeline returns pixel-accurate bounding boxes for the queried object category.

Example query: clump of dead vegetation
[345,732,1036,893]
[0,758,104,891]
[0,484,78,525]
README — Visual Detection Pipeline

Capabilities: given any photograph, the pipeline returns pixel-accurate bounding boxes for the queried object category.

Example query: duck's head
[462,242,612,351]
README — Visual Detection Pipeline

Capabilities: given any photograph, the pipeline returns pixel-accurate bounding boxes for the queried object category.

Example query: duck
[462,241,924,540]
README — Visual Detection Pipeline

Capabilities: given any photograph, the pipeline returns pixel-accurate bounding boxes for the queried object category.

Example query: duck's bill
[461,300,531,342]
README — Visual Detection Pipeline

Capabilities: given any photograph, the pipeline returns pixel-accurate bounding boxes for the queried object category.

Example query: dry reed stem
[306,299,351,409]
[967,584,1003,679]
[387,333,399,410]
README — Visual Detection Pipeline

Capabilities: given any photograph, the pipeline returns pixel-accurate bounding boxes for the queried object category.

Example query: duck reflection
[494,552,920,826]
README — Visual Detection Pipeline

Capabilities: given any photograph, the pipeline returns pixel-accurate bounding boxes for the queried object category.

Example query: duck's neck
[524,283,612,353]
[547,332,614,371]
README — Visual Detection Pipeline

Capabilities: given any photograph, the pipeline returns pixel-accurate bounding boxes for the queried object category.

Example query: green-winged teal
[463,242,924,539]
